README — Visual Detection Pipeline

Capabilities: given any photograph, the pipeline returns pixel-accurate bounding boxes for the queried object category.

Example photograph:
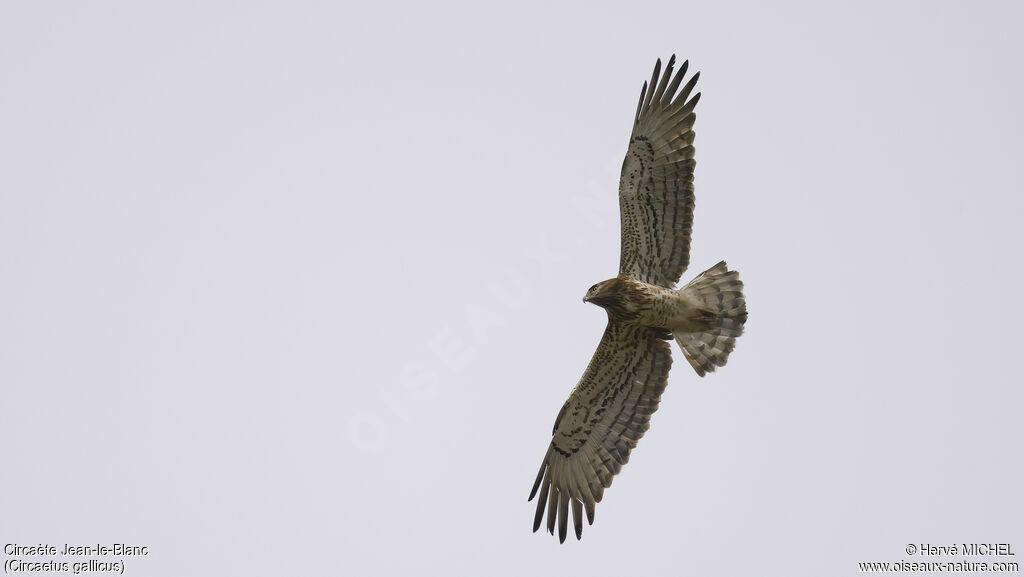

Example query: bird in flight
[529,56,748,543]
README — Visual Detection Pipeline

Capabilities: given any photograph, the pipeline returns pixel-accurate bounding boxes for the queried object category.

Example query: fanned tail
[675,261,747,376]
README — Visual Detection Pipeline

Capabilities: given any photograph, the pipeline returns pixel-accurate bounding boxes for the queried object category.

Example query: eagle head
[583,277,626,308]
[583,277,647,322]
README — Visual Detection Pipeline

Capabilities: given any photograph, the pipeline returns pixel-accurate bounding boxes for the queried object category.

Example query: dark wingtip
[634,80,648,124]
[572,499,584,540]
[557,492,569,543]
[533,499,544,532]
[529,461,547,501]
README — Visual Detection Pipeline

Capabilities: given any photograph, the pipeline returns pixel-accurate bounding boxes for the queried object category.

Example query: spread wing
[618,55,701,288]
[528,323,672,542]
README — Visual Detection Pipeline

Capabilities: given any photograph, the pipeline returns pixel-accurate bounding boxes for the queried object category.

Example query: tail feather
[675,261,747,376]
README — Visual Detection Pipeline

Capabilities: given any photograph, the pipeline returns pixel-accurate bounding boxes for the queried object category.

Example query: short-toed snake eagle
[529,56,748,542]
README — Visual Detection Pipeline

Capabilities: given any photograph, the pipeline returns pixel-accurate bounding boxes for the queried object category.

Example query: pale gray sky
[2,1,1022,575]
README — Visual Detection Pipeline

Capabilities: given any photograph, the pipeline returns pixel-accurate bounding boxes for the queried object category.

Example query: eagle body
[529,56,749,543]
[584,276,715,333]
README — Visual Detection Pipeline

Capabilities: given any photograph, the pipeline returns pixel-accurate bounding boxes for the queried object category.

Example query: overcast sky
[2,1,1022,575]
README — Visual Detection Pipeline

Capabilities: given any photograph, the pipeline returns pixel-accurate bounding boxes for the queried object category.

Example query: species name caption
[4,544,149,575]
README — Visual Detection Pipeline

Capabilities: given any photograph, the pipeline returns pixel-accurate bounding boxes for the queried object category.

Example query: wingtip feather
[528,461,545,501]
[634,80,648,124]
[557,491,569,543]
[642,59,661,110]
[533,467,550,532]
[650,55,675,106]
[546,482,558,535]
[572,498,584,540]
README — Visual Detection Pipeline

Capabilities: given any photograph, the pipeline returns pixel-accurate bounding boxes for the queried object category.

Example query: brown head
[582,277,646,323]
[583,277,625,307]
